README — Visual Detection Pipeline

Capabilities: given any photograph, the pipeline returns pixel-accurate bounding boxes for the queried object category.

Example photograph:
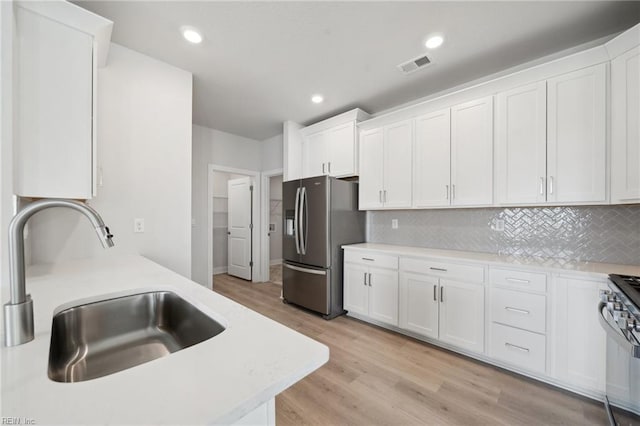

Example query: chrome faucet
[3,199,114,347]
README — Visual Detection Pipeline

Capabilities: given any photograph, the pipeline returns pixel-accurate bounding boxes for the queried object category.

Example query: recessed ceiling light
[181,26,203,44]
[425,35,444,49]
[311,94,324,104]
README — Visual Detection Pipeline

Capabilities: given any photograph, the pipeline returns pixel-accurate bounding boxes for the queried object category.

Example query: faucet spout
[4,199,114,347]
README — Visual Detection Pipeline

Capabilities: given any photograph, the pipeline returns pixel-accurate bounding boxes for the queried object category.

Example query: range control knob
[616,311,630,326]
[600,289,612,302]
[626,318,640,333]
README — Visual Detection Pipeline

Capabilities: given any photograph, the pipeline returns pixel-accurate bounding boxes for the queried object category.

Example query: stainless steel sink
[48,291,225,383]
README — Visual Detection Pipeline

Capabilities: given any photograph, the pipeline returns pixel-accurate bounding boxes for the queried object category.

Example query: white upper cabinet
[299,109,369,179]
[14,2,112,200]
[611,46,640,203]
[451,96,494,206]
[496,82,547,205]
[359,128,385,209]
[413,109,451,208]
[547,64,607,203]
[359,121,412,210]
[383,120,413,208]
[302,131,327,178]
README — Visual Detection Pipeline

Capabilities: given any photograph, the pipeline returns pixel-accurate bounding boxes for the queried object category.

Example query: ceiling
[74,1,640,141]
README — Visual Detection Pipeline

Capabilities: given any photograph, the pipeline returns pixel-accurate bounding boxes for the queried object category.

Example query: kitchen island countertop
[1,254,329,425]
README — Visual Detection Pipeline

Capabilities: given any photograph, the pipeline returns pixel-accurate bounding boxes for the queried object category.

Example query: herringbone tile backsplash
[367,206,640,265]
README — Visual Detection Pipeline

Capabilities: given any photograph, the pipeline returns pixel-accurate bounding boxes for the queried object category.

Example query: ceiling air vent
[397,54,432,75]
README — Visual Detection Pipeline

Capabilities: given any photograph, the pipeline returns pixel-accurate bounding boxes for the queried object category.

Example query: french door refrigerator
[282,175,365,319]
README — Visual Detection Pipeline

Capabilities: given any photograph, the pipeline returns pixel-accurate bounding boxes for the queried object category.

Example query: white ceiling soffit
[74,1,640,141]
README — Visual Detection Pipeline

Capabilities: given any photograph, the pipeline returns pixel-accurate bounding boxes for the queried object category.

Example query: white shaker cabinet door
[302,131,328,178]
[553,276,607,393]
[399,271,439,339]
[327,122,357,178]
[15,7,94,199]
[451,96,494,206]
[547,64,607,203]
[368,266,399,326]
[413,109,451,208]
[343,263,369,316]
[611,46,640,204]
[496,82,547,205]
[439,279,485,354]
[383,120,413,209]
[359,128,385,209]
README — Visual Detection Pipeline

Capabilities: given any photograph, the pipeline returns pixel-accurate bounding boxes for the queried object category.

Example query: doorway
[261,169,284,285]
[208,165,261,287]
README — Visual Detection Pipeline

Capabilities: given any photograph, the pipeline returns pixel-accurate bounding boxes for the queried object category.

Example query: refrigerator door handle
[283,263,327,276]
[294,187,301,254]
[300,186,307,255]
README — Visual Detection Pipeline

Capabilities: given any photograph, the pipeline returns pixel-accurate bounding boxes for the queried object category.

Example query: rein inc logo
[1,418,35,425]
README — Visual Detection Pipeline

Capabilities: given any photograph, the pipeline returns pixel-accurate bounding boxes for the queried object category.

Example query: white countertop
[342,243,640,277]
[0,254,329,425]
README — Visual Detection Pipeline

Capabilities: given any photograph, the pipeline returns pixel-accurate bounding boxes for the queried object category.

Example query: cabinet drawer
[490,288,546,334]
[490,268,547,293]
[344,250,398,270]
[490,323,546,374]
[400,257,484,283]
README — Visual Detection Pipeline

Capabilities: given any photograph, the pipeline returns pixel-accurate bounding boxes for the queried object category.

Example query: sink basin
[48,291,225,383]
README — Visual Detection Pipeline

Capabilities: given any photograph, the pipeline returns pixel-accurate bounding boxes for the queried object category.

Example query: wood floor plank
[212,274,606,425]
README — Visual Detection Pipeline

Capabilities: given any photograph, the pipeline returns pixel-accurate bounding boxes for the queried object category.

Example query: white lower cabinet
[490,323,546,374]
[553,275,607,394]
[488,267,548,375]
[344,253,399,326]
[438,279,485,353]
[346,247,618,401]
[399,258,485,354]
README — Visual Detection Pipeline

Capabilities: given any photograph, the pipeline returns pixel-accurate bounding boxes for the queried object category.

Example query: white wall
[261,133,283,172]
[191,124,262,285]
[26,43,193,278]
[0,0,16,305]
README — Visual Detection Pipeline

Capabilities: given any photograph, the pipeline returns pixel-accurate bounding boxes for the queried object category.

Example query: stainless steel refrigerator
[282,175,365,319]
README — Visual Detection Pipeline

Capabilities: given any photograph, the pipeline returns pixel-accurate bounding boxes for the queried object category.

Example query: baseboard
[270,259,283,266]
[213,266,228,275]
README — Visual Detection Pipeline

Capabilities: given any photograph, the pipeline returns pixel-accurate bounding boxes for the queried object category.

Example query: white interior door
[228,177,253,280]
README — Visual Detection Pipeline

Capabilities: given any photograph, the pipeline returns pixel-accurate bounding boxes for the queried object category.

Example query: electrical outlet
[134,218,145,233]
[492,219,505,232]
[391,219,399,229]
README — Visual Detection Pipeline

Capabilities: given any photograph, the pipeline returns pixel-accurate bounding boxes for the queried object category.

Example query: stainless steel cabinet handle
[362,257,375,261]
[433,285,437,301]
[430,267,447,272]
[446,185,449,200]
[440,286,444,302]
[452,184,456,200]
[505,342,530,353]
[505,306,530,315]
[368,273,372,287]
[328,162,331,173]
[379,190,382,203]
[539,177,544,195]
[383,190,387,203]
[322,163,325,174]
[506,277,530,284]
[363,272,367,286]
[549,176,554,194]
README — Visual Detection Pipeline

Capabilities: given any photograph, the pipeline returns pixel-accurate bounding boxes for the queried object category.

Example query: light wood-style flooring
[212,274,607,425]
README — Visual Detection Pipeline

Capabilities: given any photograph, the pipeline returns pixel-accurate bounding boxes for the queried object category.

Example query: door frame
[208,164,262,285]
[260,168,283,283]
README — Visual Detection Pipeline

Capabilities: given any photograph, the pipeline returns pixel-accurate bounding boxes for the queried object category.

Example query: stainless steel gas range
[599,274,640,425]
